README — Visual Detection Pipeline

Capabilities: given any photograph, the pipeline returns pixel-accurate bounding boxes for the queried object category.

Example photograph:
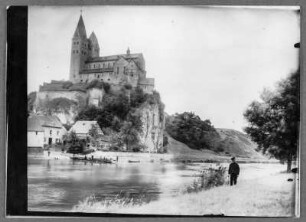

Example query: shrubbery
[185,167,226,193]
[28,91,37,113]
[165,112,220,151]
[45,97,78,113]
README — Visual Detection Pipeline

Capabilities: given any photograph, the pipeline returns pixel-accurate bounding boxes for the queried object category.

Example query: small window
[117,67,119,74]
[36,131,38,135]
[50,130,52,135]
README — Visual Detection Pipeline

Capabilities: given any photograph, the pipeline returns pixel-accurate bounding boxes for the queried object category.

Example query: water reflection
[28,157,192,212]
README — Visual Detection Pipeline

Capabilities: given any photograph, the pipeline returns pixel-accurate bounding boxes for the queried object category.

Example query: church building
[69,15,155,94]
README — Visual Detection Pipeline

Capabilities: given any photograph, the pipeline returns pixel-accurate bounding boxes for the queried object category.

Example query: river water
[28,154,284,212]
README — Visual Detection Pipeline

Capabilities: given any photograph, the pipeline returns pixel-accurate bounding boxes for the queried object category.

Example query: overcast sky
[28,6,300,132]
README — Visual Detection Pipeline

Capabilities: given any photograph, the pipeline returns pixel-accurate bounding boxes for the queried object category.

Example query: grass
[72,172,296,216]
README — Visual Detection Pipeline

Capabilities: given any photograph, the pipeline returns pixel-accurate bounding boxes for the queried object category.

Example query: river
[28,154,284,212]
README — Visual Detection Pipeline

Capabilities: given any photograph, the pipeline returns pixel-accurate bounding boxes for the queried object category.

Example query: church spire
[73,15,87,39]
[89,31,100,58]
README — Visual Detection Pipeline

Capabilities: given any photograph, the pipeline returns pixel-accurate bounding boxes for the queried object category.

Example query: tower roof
[73,15,87,39]
[89,32,99,47]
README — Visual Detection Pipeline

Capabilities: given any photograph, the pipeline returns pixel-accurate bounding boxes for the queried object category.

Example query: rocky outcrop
[34,88,105,124]
[138,103,164,153]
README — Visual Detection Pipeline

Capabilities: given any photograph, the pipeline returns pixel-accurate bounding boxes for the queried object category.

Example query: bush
[185,167,226,193]
[102,82,111,93]
[86,80,111,93]
[124,84,133,90]
[131,144,146,152]
[86,79,103,90]
[45,97,77,113]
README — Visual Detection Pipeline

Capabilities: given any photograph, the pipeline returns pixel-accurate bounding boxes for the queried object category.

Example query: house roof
[69,121,103,135]
[28,115,63,132]
[28,117,44,132]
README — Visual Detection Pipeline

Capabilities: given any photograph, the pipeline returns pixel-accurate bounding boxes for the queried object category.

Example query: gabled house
[69,120,103,139]
[27,115,67,148]
[27,117,45,148]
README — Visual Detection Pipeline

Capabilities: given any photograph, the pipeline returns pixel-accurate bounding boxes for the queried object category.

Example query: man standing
[228,157,240,186]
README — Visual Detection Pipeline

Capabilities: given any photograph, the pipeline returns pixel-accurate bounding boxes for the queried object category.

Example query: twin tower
[69,15,155,94]
[69,15,100,83]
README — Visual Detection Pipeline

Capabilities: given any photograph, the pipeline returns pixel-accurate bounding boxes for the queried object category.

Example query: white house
[69,120,103,139]
[27,115,67,148]
[27,117,44,148]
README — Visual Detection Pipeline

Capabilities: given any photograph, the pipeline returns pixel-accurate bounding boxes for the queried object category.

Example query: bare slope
[216,128,263,159]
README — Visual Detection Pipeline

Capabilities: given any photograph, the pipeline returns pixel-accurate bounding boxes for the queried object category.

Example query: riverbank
[29,149,273,164]
[72,171,297,216]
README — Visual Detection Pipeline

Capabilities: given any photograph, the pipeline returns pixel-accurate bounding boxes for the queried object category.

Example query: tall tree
[244,70,299,172]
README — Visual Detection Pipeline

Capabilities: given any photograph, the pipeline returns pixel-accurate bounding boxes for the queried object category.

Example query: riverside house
[69,120,103,139]
[27,115,67,148]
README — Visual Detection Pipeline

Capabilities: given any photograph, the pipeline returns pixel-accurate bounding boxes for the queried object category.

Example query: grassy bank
[72,172,297,216]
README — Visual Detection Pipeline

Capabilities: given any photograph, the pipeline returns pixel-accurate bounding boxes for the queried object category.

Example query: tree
[28,91,37,113]
[244,70,299,172]
[88,124,100,146]
[63,130,78,143]
[165,112,219,150]
[75,106,102,121]
[120,121,140,151]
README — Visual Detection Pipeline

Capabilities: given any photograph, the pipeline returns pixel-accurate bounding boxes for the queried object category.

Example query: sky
[28,6,300,132]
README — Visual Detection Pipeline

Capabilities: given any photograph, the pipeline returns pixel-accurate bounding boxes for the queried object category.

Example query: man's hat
[231,157,235,161]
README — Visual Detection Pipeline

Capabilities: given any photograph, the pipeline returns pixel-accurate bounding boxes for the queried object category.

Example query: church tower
[69,15,89,83]
[88,32,100,58]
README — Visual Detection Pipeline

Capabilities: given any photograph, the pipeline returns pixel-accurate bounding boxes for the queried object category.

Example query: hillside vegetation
[74,84,165,152]
[166,132,265,162]
[165,112,264,160]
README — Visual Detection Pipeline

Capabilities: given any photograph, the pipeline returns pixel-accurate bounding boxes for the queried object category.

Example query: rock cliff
[138,103,164,153]
[34,88,105,124]
[32,83,165,153]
